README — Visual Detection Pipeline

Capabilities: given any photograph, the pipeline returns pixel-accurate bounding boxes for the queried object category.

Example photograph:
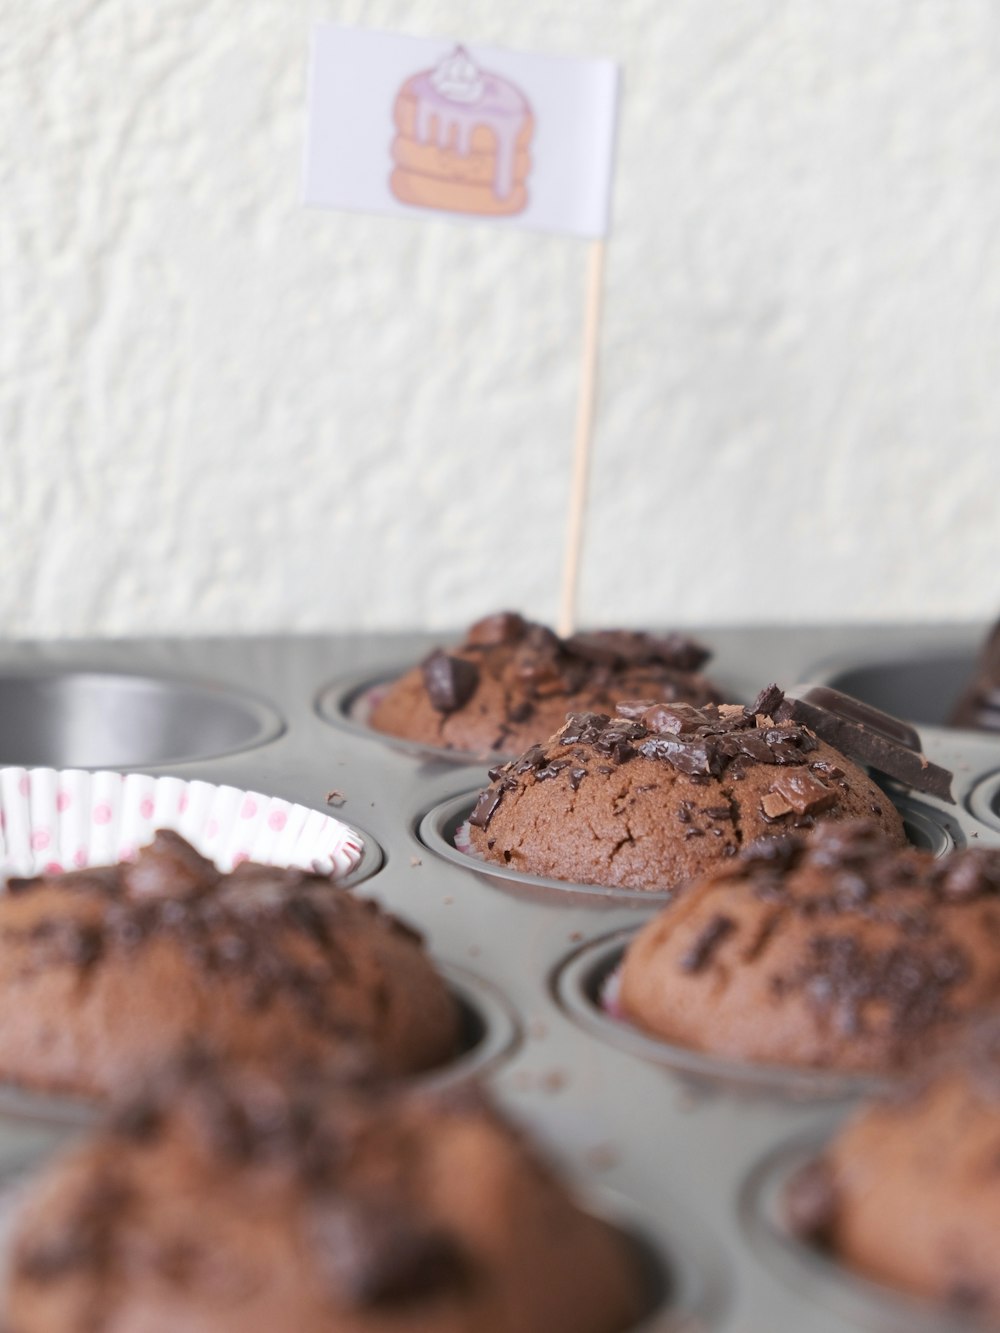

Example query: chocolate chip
[640,703,710,735]
[749,683,785,718]
[768,769,838,816]
[468,788,503,830]
[680,914,736,972]
[421,652,480,714]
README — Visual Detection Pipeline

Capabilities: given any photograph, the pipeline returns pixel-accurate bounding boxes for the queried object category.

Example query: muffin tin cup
[556,932,884,1103]
[579,1186,729,1333]
[740,1131,982,1333]
[317,670,509,767]
[966,771,1000,836]
[0,667,285,769]
[0,768,374,884]
[0,962,519,1131]
[418,792,674,909]
[418,789,957,913]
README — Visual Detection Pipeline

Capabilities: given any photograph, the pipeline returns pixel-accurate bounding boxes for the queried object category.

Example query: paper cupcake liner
[453,818,480,858]
[0,769,365,883]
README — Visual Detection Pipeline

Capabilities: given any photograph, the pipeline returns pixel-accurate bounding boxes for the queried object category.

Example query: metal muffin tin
[0,623,995,1330]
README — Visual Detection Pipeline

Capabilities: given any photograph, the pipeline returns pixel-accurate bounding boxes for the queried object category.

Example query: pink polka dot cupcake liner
[0,769,365,882]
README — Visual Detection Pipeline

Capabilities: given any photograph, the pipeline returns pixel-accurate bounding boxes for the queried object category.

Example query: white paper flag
[304,25,620,239]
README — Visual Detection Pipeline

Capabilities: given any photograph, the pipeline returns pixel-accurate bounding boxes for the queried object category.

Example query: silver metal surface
[0,667,284,768]
[0,623,994,1330]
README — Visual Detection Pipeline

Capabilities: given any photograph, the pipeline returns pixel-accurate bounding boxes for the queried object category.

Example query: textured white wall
[3,0,999,637]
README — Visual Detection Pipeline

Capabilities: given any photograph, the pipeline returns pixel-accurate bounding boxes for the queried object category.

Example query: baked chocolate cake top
[0,831,459,1094]
[4,1051,646,1333]
[620,821,1000,1071]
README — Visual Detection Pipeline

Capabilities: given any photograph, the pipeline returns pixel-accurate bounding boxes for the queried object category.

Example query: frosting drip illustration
[390,46,534,216]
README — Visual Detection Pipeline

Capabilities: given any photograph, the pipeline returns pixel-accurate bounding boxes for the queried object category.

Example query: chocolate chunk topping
[421,652,480,714]
[777,687,954,803]
[468,786,505,830]
[767,769,838,817]
[123,829,221,900]
[681,914,736,973]
[749,682,786,718]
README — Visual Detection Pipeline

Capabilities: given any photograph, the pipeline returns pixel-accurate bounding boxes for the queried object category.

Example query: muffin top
[4,1052,646,1333]
[466,688,908,891]
[368,611,723,756]
[787,1009,1000,1319]
[0,831,459,1097]
[620,821,1000,1072]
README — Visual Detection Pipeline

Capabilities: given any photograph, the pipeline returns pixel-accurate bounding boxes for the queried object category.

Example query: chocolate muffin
[950,619,1000,732]
[0,831,459,1098]
[466,688,907,892]
[3,1053,647,1333]
[620,822,1000,1073]
[369,611,723,756]
[787,1010,1000,1319]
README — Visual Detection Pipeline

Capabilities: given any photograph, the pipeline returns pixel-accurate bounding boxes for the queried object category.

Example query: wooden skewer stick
[558,238,606,638]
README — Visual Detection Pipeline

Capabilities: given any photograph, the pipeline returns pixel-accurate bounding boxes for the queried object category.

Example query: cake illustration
[390,46,534,217]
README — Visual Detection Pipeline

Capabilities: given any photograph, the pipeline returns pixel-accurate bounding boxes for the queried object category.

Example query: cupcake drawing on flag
[390,46,534,217]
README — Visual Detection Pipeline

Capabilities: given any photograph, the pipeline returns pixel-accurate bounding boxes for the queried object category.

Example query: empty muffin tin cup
[740,1131,979,1333]
[317,670,506,767]
[418,792,673,909]
[808,650,975,728]
[0,668,284,769]
[556,930,883,1102]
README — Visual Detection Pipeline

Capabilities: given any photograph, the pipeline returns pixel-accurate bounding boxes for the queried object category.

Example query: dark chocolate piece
[421,652,480,714]
[681,913,736,972]
[777,687,954,804]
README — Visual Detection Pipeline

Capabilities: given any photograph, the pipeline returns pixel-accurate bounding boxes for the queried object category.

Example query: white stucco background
[3,0,999,637]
